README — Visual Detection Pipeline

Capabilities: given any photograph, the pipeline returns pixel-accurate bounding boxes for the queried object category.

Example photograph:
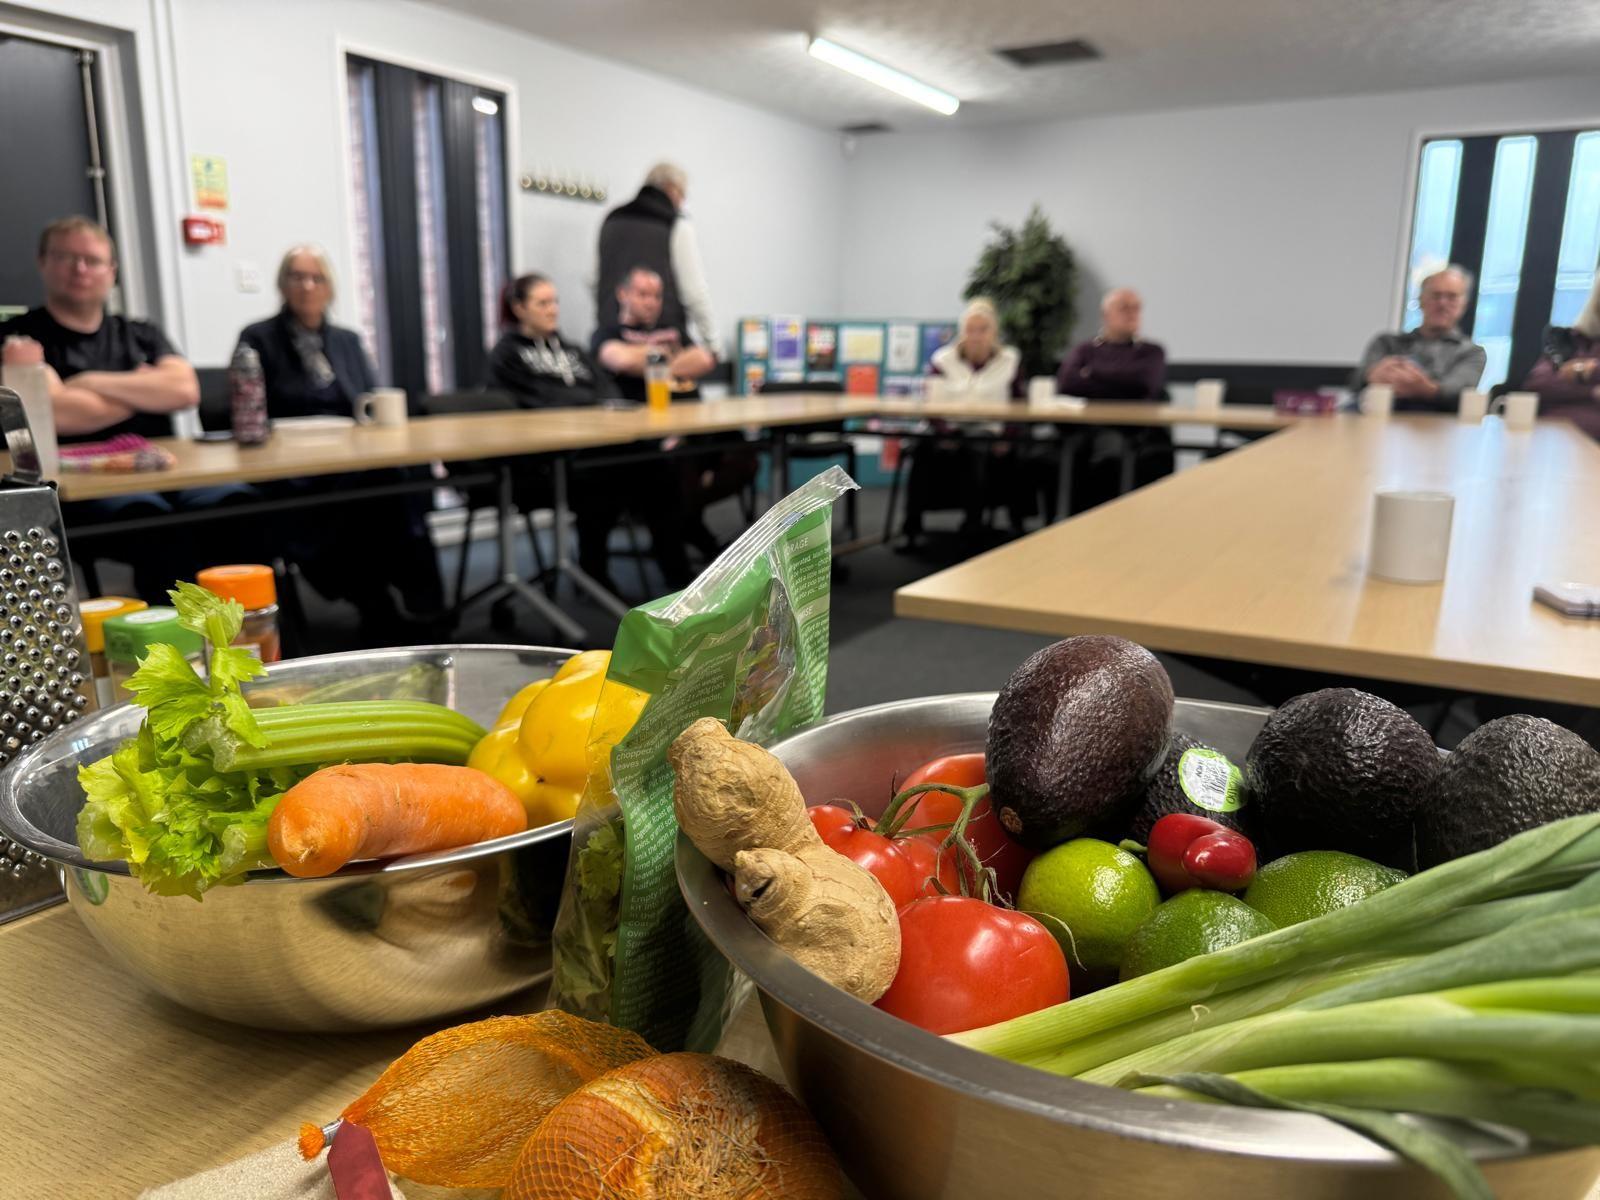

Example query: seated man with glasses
[0,217,231,602]
[0,215,199,437]
[1351,265,1486,412]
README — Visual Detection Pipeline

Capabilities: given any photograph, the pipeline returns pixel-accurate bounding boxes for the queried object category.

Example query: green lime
[1119,889,1276,981]
[1017,838,1160,977]
[1243,851,1407,927]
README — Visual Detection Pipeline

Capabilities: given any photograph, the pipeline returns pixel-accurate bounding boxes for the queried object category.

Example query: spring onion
[949,816,1600,1199]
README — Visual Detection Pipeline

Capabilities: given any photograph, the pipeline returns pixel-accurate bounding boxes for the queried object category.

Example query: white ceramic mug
[1027,376,1057,404]
[1369,489,1455,584]
[1361,385,1395,418]
[1193,378,1226,413]
[1458,388,1488,424]
[358,388,408,427]
[1496,391,1539,431]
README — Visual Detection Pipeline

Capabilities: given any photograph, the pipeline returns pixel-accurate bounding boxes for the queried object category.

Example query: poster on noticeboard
[920,324,956,368]
[805,324,838,373]
[845,363,880,395]
[769,316,803,375]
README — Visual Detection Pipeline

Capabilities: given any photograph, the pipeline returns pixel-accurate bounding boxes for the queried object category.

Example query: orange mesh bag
[298,1012,653,1188]
[504,1052,842,1200]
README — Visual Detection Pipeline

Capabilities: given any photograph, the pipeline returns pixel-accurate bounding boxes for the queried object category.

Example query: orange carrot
[268,763,527,878]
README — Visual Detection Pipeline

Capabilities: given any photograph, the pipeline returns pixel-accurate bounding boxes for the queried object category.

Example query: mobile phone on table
[1533,582,1600,618]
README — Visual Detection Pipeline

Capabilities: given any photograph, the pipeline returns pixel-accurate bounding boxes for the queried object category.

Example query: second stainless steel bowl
[679,693,1600,1199]
[0,644,578,1032]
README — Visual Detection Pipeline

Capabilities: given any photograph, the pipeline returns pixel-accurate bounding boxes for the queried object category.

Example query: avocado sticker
[1177,747,1244,814]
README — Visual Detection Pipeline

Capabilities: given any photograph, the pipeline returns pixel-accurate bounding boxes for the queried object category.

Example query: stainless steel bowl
[0,644,578,1032]
[678,694,1600,1199]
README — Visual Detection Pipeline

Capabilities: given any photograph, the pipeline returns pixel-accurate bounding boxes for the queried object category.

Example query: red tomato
[807,803,858,842]
[897,754,1036,901]
[807,805,921,909]
[876,895,1071,1034]
[896,831,962,900]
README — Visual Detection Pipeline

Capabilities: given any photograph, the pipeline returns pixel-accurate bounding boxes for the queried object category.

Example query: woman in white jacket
[902,298,1025,548]
[928,298,1021,397]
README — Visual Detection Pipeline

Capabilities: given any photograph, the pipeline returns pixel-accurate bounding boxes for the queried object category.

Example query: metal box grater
[0,387,95,922]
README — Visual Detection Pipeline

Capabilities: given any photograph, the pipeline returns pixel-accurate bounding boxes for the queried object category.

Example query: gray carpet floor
[92,483,1596,747]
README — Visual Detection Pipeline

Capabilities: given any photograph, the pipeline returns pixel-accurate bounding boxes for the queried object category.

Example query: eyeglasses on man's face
[286,271,329,288]
[45,249,112,271]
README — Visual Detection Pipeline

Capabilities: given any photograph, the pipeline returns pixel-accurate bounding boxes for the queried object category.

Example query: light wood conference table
[46,394,1278,502]
[897,415,1600,706]
[47,396,883,502]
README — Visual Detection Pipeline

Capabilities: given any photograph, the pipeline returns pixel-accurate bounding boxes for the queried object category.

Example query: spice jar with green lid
[80,597,148,707]
[104,607,206,702]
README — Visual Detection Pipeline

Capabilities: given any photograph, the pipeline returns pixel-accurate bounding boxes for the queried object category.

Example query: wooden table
[896,415,1600,705]
[0,903,834,1199]
[53,411,628,502]
[874,397,1294,432]
[0,905,467,1197]
[46,396,1282,502]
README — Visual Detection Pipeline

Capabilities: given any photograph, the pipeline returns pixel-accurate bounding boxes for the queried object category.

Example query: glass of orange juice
[645,354,672,411]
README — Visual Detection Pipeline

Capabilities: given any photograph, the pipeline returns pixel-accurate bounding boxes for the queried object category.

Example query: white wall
[5,0,845,366]
[837,76,1600,364]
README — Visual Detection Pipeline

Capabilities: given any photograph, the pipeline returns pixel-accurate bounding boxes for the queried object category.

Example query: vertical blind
[344,55,509,403]
[1403,127,1600,390]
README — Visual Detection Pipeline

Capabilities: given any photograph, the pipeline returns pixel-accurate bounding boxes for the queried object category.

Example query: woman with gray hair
[234,246,445,641]
[235,244,376,419]
[1521,273,1600,438]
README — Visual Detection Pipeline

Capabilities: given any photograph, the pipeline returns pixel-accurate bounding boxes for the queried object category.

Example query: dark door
[0,34,106,313]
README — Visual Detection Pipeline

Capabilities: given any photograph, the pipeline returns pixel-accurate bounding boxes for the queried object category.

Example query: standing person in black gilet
[595,163,721,359]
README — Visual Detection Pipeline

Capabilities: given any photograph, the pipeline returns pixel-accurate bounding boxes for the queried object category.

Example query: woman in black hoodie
[489,274,691,592]
[490,274,618,408]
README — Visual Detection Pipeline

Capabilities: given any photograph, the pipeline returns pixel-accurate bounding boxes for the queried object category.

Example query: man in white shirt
[595,162,721,358]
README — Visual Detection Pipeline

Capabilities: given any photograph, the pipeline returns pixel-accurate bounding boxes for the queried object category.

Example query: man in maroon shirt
[1056,288,1166,400]
[1052,288,1170,513]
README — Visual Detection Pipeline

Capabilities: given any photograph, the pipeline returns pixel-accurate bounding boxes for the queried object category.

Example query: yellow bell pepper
[468,651,647,828]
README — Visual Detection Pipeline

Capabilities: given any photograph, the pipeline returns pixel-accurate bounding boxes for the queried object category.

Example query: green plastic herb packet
[549,466,858,1051]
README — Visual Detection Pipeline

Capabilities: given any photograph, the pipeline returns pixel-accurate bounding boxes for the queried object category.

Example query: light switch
[236,262,262,293]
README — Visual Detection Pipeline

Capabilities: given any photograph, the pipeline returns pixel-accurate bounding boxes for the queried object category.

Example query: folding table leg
[457,464,587,642]
[551,455,630,620]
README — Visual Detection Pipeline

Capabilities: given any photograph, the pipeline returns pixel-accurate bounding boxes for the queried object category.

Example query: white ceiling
[433,0,1598,130]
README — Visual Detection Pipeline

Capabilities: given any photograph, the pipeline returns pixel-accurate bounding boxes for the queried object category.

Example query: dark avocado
[1243,688,1440,870]
[1125,732,1252,845]
[1414,715,1600,868]
[987,635,1174,850]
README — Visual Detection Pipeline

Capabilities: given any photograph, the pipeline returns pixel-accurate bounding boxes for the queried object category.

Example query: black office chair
[757,380,860,539]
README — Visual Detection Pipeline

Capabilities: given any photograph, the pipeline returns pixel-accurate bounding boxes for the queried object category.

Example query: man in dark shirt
[591,267,715,403]
[1351,266,1486,411]
[1054,287,1171,514]
[1056,288,1167,400]
[0,216,198,440]
[591,267,734,581]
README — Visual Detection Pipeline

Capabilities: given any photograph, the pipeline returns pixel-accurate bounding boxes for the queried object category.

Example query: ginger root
[734,845,901,1002]
[669,717,901,1003]
[669,717,821,871]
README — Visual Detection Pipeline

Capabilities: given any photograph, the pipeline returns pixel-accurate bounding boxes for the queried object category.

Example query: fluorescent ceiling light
[807,36,959,116]
[472,96,500,116]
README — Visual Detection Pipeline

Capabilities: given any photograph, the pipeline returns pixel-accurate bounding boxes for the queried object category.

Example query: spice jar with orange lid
[80,596,148,706]
[196,564,281,663]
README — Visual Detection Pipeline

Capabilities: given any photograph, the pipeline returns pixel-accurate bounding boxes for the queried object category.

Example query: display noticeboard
[736,315,956,395]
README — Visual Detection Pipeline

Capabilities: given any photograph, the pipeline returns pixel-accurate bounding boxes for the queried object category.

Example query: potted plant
[965,206,1078,379]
